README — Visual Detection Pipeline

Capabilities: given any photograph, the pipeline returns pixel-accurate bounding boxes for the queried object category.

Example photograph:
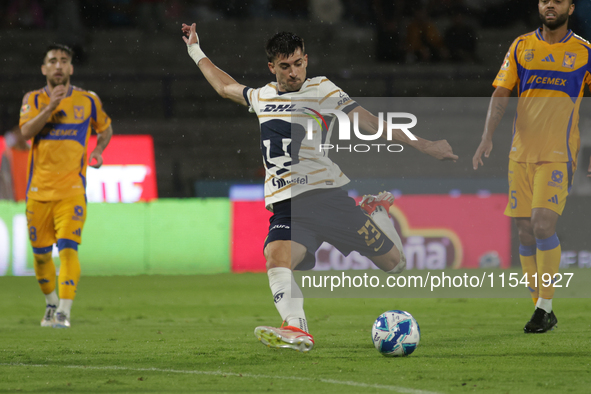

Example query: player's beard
[285,79,303,92]
[539,11,569,30]
[48,74,69,88]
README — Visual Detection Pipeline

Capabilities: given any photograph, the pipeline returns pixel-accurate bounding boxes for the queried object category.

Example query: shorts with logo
[504,159,574,217]
[26,194,87,250]
[264,188,395,270]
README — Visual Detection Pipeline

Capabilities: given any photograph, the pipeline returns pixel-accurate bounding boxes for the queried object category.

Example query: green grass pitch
[1,273,590,393]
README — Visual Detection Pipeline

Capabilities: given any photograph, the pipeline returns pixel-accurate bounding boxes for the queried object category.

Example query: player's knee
[373,246,405,274]
[517,232,535,246]
[33,251,52,265]
[264,244,291,270]
[388,250,406,274]
[532,220,555,240]
[515,221,534,244]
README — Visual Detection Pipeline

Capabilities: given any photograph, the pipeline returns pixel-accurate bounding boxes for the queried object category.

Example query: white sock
[267,267,308,332]
[45,291,59,308]
[57,299,73,317]
[536,297,552,313]
[371,206,406,274]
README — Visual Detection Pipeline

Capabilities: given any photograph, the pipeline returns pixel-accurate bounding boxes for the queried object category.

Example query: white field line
[1,363,441,394]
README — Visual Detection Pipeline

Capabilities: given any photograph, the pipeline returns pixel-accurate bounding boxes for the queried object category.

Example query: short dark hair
[44,44,74,63]
[265,32,305,63]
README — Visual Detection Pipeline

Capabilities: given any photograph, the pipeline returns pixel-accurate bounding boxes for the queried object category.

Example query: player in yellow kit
[19,44,113,328]
[473,0,591,333]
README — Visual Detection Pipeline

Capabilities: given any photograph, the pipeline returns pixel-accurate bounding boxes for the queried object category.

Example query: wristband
[187,43,207,66]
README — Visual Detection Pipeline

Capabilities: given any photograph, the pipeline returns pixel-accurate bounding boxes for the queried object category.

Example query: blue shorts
[264,188,395,270]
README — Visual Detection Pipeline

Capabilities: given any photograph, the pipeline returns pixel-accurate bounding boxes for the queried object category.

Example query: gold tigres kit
[243,76,358,210]
[19,85,111,201]
[494,28,591,216]
[494,28,591,165]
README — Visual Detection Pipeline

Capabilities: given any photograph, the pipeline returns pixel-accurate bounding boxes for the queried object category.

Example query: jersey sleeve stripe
[264,183,295,198]
[309,179,335,186]
[319,89,340,105]
[242,87,251,106]
[83,94,98,122]
[341,102,359,114]
[307,168,327,175]
[22,91,32,106]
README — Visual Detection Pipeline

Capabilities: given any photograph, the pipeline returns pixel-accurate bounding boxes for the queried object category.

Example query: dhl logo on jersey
[262,104,297,112]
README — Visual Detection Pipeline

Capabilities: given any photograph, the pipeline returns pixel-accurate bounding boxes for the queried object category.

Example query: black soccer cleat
[523,308,557,333]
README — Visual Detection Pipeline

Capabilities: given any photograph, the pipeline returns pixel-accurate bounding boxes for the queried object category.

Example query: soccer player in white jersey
[182,23,458,352]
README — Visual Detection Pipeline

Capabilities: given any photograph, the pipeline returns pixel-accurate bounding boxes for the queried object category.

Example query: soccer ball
[371,310,420,356]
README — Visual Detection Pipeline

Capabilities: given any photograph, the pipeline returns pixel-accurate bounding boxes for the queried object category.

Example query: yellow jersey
[494,28,591,164]
[19,85,111,201]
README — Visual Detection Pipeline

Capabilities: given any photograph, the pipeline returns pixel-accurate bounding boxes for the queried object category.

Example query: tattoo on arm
[490,103,506,126]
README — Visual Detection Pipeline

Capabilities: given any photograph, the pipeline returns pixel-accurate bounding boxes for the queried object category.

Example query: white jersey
[244,76,358,210]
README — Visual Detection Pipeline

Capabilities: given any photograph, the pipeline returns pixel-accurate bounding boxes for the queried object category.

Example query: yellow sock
[58,247,81,300]
[536,234,561,300]
[519,244,538,305]
[34,252,56,295]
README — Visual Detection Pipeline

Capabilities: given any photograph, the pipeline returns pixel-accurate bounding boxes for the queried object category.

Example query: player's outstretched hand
[181,23,199,46]
[88,150,103,169]
[425,140,458,162]
[472,139,493,170]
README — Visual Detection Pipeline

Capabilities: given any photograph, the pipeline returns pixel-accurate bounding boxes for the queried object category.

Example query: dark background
[1,0,591,198]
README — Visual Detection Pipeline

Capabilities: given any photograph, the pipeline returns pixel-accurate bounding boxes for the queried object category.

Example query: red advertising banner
[231,194,511,272]
[86,135,157,202]
[231,201,273,272]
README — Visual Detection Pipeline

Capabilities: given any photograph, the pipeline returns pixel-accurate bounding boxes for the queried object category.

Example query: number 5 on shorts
[510,190,517,209]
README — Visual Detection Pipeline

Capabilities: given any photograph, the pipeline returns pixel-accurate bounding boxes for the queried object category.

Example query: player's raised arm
[181,23,247,106]
[20,85,67,140]
[472,86,512,170]
[349,106,458,162]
